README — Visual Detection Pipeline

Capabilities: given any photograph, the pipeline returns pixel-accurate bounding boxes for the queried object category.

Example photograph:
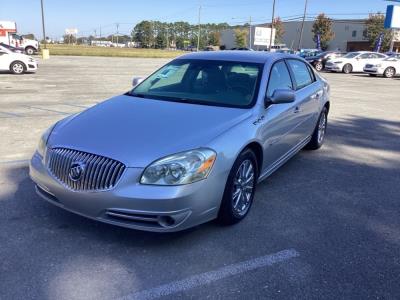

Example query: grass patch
[41,44,185,58]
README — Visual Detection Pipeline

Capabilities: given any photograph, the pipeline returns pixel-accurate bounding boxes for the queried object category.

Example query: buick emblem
[69,162,85,181]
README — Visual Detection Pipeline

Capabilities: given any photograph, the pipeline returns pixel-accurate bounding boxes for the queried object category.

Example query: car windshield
[130,59,263,108]
[344,52,359,59]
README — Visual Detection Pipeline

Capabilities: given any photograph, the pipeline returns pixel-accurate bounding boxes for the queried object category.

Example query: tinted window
[131,59,263,108]
[360,53,371,59]
[266,61,293,98]
[287,60,313,90]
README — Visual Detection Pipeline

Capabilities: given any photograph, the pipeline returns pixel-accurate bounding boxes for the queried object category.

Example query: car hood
[49,95,253,167]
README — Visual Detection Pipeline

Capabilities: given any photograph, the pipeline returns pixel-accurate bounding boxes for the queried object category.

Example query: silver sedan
[30,51,330,232]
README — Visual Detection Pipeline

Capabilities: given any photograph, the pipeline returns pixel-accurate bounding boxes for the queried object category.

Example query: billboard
[385,5,400,29]
[65,28,78,35]
[254,27,276,46]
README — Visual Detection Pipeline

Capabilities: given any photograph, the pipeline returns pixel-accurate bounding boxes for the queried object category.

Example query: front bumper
[29,151,225,232]
[27,61,38,72]
[325,64,342,72]
[363,67,383,75]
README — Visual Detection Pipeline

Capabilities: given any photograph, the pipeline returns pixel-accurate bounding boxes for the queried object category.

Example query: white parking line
[120,249,299,300]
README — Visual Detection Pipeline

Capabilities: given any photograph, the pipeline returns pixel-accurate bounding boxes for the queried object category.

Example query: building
[221,19,400,52]
[282,19,370,51]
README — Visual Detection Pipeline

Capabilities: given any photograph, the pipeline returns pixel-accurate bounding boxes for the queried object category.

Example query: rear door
[286,59,321,142]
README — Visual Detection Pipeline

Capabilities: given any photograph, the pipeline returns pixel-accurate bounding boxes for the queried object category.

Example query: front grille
[47,148,126,191]
[365,64,374,68]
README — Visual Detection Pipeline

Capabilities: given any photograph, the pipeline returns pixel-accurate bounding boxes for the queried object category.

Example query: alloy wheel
[12,63,24,74]
[317,112,327,144]
[232,159,255,216]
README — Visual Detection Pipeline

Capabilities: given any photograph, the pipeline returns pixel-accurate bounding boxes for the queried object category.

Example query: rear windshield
[130,59,263,108]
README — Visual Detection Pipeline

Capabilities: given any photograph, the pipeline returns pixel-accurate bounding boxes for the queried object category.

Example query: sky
[0,0,392,39]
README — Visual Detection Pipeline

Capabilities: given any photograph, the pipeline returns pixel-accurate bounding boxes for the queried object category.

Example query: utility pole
[197,5,202,51]
[166,26,169,50]
[40,0,47,49]
[249,16,252,49]
[269,0,276,51]
[116,23,119,44]
[297,0,308,50]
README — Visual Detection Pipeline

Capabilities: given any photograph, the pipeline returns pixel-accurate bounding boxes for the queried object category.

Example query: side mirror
[265,89,295,107]
[132,77,144,87]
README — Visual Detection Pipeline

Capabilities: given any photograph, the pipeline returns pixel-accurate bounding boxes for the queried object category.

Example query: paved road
[1,56,399,299]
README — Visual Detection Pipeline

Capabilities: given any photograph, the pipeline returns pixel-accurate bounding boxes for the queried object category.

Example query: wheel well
[10,60,26,69]
[244,142,263,174]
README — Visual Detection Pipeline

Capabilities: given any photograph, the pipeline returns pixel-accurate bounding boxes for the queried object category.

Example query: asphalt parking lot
[1,56,400,300]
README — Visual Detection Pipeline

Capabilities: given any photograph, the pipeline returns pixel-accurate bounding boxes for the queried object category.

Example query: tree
[132,21,154,48]
[63,34,77,44]
[273,17,285,44]
[365,14,391,52]
[312,14,335,50]
[234,28,248,48]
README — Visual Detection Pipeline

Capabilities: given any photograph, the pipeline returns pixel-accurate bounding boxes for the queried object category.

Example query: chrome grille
[47,148,125,191]
[365,64,374,68]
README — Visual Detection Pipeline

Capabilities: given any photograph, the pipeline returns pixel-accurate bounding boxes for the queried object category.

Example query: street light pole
[269,0,276,51]
[40,0,47,49]
[298,0,308,50]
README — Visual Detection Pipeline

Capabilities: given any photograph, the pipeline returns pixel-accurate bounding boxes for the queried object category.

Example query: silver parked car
[30,51,330,232]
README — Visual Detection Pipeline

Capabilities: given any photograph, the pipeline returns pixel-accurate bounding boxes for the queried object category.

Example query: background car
[305,51,346,71]
[363,56,400,78]
[0,44,37,74]
[325,51,387,74]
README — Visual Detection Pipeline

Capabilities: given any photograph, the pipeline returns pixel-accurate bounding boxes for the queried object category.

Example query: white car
[363,56,400,78]
[325,51,387,74]
[0,44,37,74]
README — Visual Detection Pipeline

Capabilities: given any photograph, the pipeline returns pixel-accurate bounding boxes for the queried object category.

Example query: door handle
[294,106,300,114]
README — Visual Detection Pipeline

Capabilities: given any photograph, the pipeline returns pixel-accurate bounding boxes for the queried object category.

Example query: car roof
[176,50,298,64]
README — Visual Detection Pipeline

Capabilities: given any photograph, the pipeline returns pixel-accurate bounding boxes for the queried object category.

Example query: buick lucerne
[30,51,330,232]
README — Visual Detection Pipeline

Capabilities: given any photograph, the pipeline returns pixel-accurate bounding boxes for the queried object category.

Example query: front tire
[218,149,258,225]
[383,67,395,78]
[10,61,26,75]
[25,47,35,55]
[342,64,353,74]
[314,62,323,71]
[305,107,328,150]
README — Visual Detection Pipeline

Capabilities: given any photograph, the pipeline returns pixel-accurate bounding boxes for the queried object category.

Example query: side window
[306,64,316,81]
[266,61,293,98]
[286,59,313,90]
[377,53,386,59]
[360,53,370,59]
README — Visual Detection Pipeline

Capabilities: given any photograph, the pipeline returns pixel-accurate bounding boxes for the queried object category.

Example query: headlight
[37,123,57,157]
[375,64,381,68]
[140,148,216,185]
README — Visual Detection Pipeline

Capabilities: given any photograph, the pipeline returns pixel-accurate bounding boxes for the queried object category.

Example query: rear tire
[305,107,328,150]
[10,61,26,75]
[218,149,258,225]
[342,64,353,74]
[25,47,35,55]
[383,67,395,78]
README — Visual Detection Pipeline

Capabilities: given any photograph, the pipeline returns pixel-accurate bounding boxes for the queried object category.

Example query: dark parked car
[305,51,346,71]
